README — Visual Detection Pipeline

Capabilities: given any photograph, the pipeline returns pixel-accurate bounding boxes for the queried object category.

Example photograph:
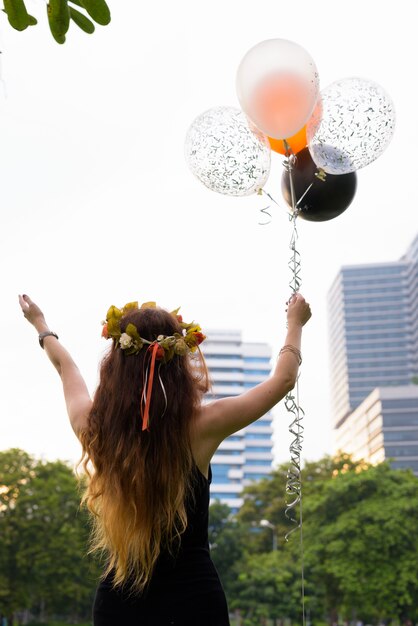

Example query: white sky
[1,0,417,468]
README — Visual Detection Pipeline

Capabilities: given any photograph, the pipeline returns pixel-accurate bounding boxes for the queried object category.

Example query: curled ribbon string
[258,203,272,226]
[283,141,306,626]
[258,188,289,225]
[258,189,278,225]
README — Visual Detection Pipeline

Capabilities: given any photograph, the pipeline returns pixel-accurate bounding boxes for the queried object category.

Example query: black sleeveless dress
[92,466,230,625]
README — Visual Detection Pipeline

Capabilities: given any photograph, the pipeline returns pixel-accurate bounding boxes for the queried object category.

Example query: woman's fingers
[286,292,312,326]
[18,294,45,326]
[18,294,29,312]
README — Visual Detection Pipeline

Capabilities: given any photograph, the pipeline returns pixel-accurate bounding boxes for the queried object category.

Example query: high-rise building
[201,330,274,511]
[328,233,418,474]
[334,386,418,475]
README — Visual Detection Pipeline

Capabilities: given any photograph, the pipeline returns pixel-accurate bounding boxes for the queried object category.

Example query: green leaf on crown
[125,324,143,348]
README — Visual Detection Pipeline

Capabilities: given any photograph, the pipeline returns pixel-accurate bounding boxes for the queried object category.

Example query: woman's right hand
[286,292,312,327]
[18,295,48,332]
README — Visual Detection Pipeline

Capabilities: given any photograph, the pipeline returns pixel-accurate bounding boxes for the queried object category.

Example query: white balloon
[184,106,271,196]
[236,38,319,139]
[307,77,396,175]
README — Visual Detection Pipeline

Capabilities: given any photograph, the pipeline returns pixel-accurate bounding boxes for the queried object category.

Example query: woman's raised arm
[18,294,92,438]
[192,293,311,463]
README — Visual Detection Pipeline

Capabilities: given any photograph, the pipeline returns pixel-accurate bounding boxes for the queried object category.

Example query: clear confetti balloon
[184,106,271,196]
[307,77,396,175]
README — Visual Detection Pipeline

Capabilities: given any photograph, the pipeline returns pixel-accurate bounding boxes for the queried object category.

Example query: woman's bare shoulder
[189,405,218,476]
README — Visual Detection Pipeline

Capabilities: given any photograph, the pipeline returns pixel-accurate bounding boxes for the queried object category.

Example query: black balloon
[281,147,357,222]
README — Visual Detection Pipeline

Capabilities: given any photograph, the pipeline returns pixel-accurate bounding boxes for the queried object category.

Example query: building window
[382,399,418,409]
[348,340,410,349]
[212,464,240,481]
[215,450,242,456]
[383,414,418,427]
[390,460,418,471]
[347,350,407,359]
[343,267,405,276]
[347,360,410,369]
[206,354,242,359]
[384,430,418,442]
[211,492,241,500]
[213,381,244,387]
[384,445,418,457]
[244,460,272,466]
[243,473,269,480]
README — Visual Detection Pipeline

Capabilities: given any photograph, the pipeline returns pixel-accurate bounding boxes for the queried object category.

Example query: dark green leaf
[69,6,95,33]
[3,0,30,31]
[47,0,70,44]
[27,13,38,25]
[79,0,110,25]
[47,0,70,35]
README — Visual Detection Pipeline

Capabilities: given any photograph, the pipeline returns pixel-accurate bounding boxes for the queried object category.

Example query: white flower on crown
[119,333,133,349]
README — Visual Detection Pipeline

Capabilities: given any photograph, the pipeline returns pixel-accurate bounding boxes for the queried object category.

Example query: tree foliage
[2,448,418,624]
[2,0,111,43]
[210,454,418,624]
[0,448,101,624]
[303,461,418,622]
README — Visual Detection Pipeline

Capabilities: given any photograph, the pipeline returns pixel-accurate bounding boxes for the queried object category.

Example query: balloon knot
[315,168,327,182]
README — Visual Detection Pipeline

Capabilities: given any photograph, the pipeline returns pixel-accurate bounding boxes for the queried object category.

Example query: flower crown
[101,301,206,362]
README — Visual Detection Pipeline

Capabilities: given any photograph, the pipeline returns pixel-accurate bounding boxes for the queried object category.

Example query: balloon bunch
[185,37,395,222]
[185,40,396,626]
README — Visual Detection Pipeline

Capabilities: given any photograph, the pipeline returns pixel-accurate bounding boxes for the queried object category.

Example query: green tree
[209,501,249,598]
[0,448,37,623]
[237,453,367,551]
[0,449,101,623]
[229,550,303,625]
[14,459,100,621]
[229,455,418,623]
[237,469,289,550]
[2,0,111,43]
[304,462,418,622]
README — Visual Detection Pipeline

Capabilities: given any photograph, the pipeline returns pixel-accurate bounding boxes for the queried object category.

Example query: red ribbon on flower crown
[141,342,160,431]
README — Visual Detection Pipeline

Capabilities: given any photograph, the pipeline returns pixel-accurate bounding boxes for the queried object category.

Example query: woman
[18,293,311,626]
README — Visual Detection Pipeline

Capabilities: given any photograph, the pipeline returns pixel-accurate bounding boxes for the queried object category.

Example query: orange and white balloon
[236,38,320,140]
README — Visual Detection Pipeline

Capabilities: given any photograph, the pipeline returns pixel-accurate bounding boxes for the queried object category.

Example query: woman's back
[93,465,230,626]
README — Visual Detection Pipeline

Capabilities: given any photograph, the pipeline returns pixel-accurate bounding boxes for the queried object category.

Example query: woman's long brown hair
[77,306,209,594]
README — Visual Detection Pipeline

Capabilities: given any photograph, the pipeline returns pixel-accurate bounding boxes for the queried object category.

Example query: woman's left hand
[18,294,47,331]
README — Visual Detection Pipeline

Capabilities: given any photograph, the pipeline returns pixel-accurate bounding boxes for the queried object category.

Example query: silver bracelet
[279,344,302,365]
